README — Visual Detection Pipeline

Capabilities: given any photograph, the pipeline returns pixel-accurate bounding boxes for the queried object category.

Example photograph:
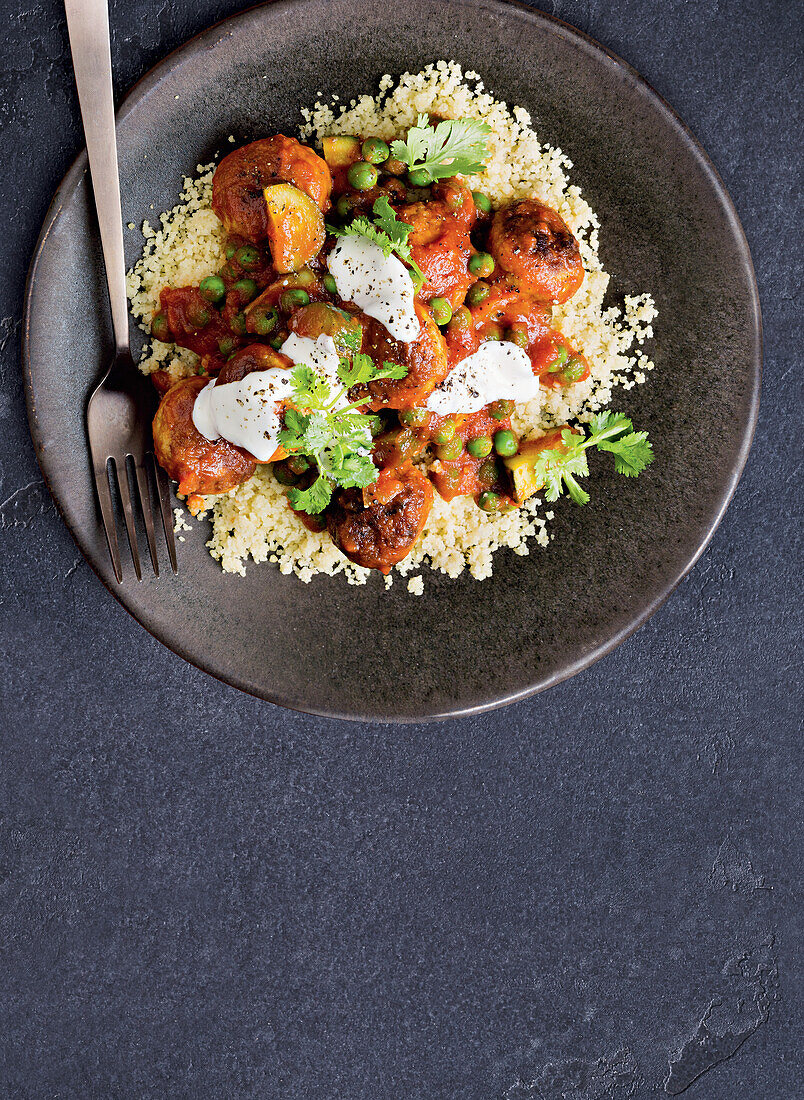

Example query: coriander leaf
[296,411,334,453]
[287,474,333,515]
[327,203,425,285]
[381,360,408,380]
[337,352,377,388]
[598,430,654,477]
[333,451,378,489]
[326,217,395,258]
[563,473,591,506]
[372,196,413,247]
[586,410,632,443]
[391,116,491,179]
[289,364,332,410]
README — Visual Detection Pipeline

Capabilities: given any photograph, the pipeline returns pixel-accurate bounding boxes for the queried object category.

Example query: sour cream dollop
[328,235,420,342]
[191,334,360,461]
[425,341,541,415]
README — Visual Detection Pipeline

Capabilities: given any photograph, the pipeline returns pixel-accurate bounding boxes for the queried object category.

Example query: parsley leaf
[327,198,425,286]
[390,114,491,179]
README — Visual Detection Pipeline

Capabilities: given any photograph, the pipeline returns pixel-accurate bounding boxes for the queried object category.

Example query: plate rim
[22,0,762,722]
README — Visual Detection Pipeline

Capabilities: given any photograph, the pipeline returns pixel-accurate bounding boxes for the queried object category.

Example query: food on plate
[127,63,657,586]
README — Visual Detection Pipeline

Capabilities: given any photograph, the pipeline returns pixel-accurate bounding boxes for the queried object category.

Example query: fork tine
[134,460,159,576]
[152,456,178,574]
[114,457,142,581]
[94,458,123,583]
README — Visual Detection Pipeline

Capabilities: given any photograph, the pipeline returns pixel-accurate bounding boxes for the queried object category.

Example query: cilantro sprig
[327,196,425,286]
[530,411,654,506]
[278,354,407,514]
[390,114,491,180]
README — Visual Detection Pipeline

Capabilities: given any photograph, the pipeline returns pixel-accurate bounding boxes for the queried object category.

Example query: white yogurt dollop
[425,341,540,415]
[328,236,420,342]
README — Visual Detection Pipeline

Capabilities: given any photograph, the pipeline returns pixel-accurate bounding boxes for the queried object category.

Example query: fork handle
[64,0,130,357]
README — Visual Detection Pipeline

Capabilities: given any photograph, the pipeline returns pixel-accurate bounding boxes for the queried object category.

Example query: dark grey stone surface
[0,0,800,1096]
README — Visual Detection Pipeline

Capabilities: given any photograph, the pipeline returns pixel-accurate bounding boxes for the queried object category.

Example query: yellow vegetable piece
[322,135,361,169]
[263,183,325,274]
[502,430,574,503]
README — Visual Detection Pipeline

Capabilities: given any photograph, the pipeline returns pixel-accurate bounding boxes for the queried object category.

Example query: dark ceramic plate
[23,0,760,720]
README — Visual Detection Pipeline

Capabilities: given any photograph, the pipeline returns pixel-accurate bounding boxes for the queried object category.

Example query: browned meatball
[153,376,255,501]
[488,199,584,303]
[215,342,292,385]
[212,135,332,242]
[327,466,434,573]
[355,302,450,410]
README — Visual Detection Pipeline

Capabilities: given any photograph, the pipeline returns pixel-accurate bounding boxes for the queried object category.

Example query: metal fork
[65,0,177,581]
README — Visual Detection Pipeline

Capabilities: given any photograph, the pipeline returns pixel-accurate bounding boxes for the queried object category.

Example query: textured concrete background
[1,0,801,1096]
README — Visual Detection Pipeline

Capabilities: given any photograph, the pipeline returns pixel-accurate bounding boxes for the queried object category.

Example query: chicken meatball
[488,199,584,303]
[355,302,450,410]
[153,376,256,501]
[212,135,332,242]
[327,466,434,573]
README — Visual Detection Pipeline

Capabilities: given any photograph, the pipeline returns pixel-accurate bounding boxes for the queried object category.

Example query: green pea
[468,251,494,277]
[489,399,515,420]
[408,167,433,187]
[236,245,261,270]
[294,268,315,287]
[494,429,518,457]
[347,160,378,190]
[199,274,226,303]
[218,335,235,357]
[151,311,170,343]
[396,429,420,458]
[279,289,310,313]
[229,312,247,335]
[233,278,258,304]
[432,421,456,445]
[383,157,407,176]
[562,357,586,383]
[437,437,463,462]
[220,262,238,281]
[484,325,503,341]
[466,281,490,307]
[479,490,500,512]
[323,273,338,295]
[400,407,428,427]
[478,458,499,486]
[467,436,493,458]
[304,512,328,531]
[381,178,408,202]
[286,455,310,475]
[430,297,453,326]
[547,345,569,372]
[506,325,529,349]
[225,242,237,260]
[252,306,279,336]
[336,194,354,218]
[447,306,472,335]
[187,302,210,328]
[472,191,492,214]
[269,334,285,350]
[272,462,299,486]
[362,138,390,164]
